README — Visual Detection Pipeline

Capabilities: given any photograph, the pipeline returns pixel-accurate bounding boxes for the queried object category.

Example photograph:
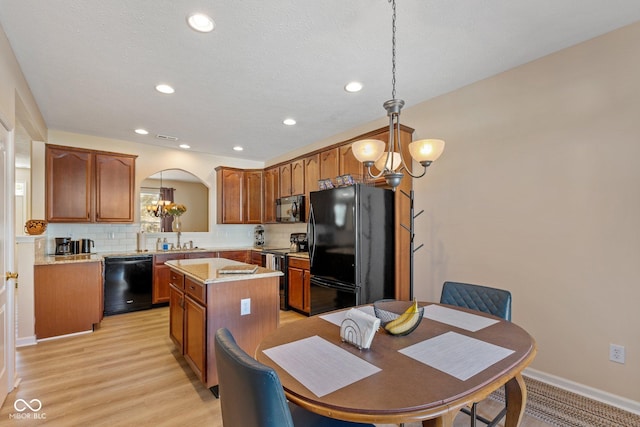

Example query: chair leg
[470,403,478,427]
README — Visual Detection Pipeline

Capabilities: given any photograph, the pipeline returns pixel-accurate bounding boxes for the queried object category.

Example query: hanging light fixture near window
[146,171,171,217]
[352,0,445,189]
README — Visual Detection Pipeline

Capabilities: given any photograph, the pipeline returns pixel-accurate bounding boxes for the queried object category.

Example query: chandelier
[146,171,171,217]
[352,0,445,189]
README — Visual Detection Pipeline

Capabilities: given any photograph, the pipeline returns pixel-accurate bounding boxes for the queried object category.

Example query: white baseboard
[524,367,640,416]
[16,336,37,347]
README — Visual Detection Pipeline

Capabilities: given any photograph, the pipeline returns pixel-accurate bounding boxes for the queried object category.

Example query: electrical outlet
[240,298,251,316]
[609,344,625,364]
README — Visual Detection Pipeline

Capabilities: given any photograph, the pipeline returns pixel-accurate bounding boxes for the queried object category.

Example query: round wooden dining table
[256,302,537,427]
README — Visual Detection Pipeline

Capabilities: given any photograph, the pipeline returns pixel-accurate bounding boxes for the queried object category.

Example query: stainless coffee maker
[55,237,72,255]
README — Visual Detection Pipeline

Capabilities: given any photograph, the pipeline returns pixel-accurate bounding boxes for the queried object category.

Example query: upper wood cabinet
[319,148,339,182]
[216,167,243,224]
[215,167,263,224]
[263,167,279,223]
[46,144,136,223]
[280,160,305,197]
[244,170,263,224]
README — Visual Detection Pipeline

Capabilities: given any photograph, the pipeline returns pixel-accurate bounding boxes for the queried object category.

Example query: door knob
[5,271,18,281]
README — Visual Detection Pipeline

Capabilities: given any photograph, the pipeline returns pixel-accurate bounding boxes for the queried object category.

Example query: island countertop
[165,257,282,284]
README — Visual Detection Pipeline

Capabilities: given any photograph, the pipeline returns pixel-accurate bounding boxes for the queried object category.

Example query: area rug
[490,376,640,426]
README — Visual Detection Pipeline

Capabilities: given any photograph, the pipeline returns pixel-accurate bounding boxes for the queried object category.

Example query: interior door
[0,117,16,405]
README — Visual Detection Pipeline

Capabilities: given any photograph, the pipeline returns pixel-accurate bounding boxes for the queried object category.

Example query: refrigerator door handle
[307,204,316,267]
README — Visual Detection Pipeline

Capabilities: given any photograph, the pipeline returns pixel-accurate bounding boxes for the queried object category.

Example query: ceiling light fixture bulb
[283,118,296,126]
[345,81,363,93]
[155,84,175,94]
[233,146,243,151]
[187,13,215,33]
[135,129,149,135]
[179,144,191,149]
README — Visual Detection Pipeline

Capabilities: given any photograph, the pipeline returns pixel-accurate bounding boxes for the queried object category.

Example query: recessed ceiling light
[179,144,191,149]
[134,128,149,135]
[283,118,296,126]
[187,13,215,33]
[345,81,363,93]
[233,146,244,151]
[155,84,175,94]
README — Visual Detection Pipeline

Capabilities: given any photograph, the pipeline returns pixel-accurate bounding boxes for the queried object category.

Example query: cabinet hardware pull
[5,272,18,281]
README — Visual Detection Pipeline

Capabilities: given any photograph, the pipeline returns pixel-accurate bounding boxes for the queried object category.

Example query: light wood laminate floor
[0,307,549,426]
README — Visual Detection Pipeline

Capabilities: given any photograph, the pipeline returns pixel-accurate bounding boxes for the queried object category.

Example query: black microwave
[276,195,305,223]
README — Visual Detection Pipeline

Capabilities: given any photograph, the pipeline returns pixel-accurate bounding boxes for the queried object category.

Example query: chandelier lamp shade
[352,0,445,189]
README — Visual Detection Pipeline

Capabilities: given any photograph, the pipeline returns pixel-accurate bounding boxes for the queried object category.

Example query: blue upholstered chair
[214,328,374,427]
[440,281,512,427]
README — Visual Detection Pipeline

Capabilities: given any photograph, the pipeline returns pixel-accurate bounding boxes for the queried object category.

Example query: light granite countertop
[166,258,283,284]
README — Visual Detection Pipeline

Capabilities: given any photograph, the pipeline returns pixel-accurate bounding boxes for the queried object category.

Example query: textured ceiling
[2,1,640,163]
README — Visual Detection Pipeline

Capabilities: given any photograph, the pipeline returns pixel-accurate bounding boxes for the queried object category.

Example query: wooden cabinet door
[34,262,102,339]
[291,159,305,195]
[279,163,292,197]
[288,257,310,314]
[153,265,171,304]
[169,284,184,352]
[288,266,304,312]
[153,254,185,303]
[95,153,135,222]
[244,170,263,224]
[339,143,364,178]
[320,148,339,181]
[263,167,279,223]
[250,250,264,266]
[216,167,243,224]
[303,154,319,222]
[46,146,92,222]
[184,296,207,383]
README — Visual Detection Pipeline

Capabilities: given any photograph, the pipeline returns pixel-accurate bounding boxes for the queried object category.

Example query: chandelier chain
[390,0,397,100]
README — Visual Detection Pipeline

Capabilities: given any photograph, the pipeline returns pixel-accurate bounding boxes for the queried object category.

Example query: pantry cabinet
[303,154,320,222]
[45,144,136,223]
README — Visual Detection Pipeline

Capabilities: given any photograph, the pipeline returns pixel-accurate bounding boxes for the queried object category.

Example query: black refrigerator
[307,184,395,315]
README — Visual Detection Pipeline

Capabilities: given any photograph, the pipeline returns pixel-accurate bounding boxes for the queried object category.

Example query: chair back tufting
[440,281,512,321]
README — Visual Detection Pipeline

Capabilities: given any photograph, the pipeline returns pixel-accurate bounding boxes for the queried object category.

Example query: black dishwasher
[104,255,153,315]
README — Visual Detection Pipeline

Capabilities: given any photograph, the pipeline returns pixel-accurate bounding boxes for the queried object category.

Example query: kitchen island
[165,257,282,396]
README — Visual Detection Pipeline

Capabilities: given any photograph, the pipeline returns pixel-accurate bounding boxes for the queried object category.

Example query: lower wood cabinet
[153,253,185,304]
[288,256,310,314]
[34,261,103,339]
[184,286,206,381]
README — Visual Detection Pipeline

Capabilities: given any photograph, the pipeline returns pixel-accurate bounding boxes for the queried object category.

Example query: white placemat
[399,331,515,381]
[263,335,381,397]
[423,305,500,332]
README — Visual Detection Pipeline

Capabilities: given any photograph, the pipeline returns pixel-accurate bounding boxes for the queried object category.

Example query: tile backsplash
[44,223,256,254]
[40,222,307,254]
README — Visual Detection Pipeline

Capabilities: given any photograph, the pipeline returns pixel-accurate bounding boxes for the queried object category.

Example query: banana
[384,300,421,335]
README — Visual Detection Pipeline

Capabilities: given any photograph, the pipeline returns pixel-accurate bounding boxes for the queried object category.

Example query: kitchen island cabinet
[34,261,103,339]
[166,258,282,394]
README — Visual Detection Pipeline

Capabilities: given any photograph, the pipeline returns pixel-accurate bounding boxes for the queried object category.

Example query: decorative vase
[173,217,182,232]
